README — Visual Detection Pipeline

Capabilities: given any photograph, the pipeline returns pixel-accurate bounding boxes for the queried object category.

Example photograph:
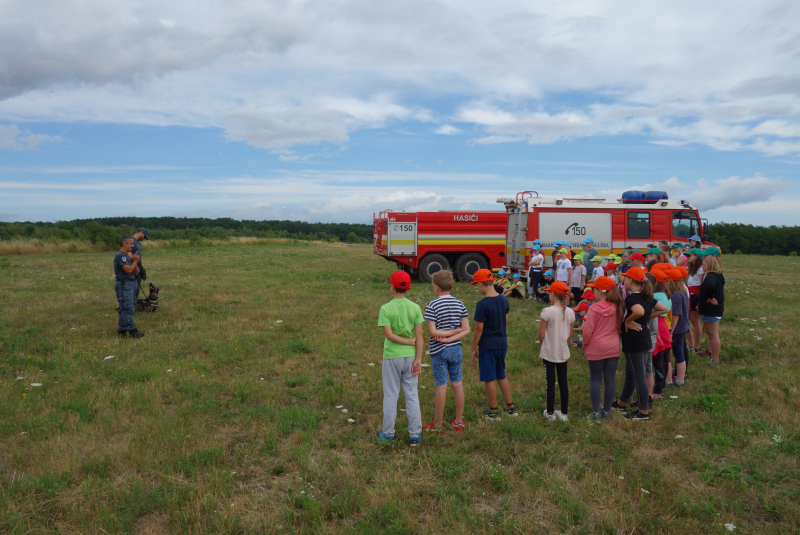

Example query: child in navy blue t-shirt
[469,269,518,420]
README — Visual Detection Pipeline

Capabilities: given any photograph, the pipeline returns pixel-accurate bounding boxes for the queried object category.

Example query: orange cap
[587,276,616,292]
[470,269,495,285]
[625,266,647,282]
[543,280,571,296]
[676,266,689,278]
[651,269,668,282]
[666,267,683,281]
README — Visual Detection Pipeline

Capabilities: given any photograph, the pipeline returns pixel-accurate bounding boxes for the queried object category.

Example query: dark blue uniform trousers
[115,280,137,332]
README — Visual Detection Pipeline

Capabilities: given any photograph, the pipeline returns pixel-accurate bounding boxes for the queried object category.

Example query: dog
[136,283,160,312]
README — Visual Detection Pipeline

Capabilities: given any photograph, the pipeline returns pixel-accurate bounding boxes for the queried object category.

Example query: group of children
[377,239,725,444]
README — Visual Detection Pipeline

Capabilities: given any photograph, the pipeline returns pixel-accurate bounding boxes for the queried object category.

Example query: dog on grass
[136,283,160,312]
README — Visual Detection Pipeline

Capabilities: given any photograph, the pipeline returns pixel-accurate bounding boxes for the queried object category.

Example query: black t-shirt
[474,294,509,351]
[620,292,654,353]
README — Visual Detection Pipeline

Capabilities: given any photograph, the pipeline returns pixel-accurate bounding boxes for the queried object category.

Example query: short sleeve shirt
[424,296,469,355]
[556,259,572,283]
[113,251,135,280]
[569,264,586,287]
[378,298,424,359]
[539,306,575,363]
[620,293,655,353]
[474,294,509,351]
[378,298,423,359]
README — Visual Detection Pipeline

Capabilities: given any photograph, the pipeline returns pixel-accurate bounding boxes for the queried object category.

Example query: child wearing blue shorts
[470,269,518,420]
[423,270,471,433]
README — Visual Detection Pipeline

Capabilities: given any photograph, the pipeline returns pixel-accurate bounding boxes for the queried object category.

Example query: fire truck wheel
[455,253,488,282]
[418,254,450,283]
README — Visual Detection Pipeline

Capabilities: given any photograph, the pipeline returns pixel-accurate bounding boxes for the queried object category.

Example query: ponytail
[639,276,654,301]
[606,284,624,325]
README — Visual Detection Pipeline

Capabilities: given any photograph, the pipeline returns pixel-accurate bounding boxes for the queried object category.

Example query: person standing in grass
[699,255,725,364]
[686,249,705,353]
[377,271,424,446]
[470,269,518,420]
[582,276,622,420]
[527,243,544,299]
[666,267,690,385]
[649,269,673,399]
[114,236,144,338]
[568,255,586,306]
[555,248,573,286]
[612,267,668,421]
[538,281,575,422]
[423,270,470,434]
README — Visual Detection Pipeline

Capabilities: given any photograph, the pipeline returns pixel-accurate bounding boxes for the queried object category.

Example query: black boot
[128,329,145,339]
[117,330,128,337]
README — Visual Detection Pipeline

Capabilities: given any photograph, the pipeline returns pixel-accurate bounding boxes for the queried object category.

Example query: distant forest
[0,217,374,249]
[0,218,798,255]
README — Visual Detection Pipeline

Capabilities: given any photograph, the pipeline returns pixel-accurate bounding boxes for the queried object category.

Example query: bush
[734,250,743,255]
[790,251,798,257]
[346,232,360,243]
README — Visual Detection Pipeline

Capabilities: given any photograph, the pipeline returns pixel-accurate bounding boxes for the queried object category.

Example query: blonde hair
[550,292,571,321]
[432,270,454,291]
[668,279,686,295]
[703,255,723,274]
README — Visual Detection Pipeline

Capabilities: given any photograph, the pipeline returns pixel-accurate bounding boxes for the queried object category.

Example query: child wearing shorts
[423,270,470,433]
[470,269,518,420]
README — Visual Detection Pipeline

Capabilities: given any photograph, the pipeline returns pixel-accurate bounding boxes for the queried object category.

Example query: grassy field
[0,242,798,534]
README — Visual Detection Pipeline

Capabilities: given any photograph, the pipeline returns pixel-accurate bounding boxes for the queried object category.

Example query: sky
[1,0,799,226]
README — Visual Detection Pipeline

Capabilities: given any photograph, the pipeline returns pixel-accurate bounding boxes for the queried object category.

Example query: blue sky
[1,1,799,225]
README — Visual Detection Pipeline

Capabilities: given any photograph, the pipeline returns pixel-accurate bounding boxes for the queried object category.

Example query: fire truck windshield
[672,212,700,239]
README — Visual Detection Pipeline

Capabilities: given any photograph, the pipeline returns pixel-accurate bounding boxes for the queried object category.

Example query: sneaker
[611,401,628,413]
[554,410,568,422]
[707,357,720,364]
[409,435,422,447]
[675,380,685,387]
[128,329,145,339]
[376,432,395,443]
[600,411,613,420]
[451,419,466,432]
[422,421,443,435]
[587,412,603,421]
[688,346,699,353]
[542,410,556,421]
[665,381,674,387]
[483,408,501,421]
[624,411,651,421]
[117,330,128,337]
[651,393,663,400]
[700,349,712,356]
[505,404,519,417]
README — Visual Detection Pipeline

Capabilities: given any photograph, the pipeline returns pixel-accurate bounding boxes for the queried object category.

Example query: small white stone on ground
[351,373,357,377]
[341,409,348,413]
[725,524,736,532]
[675,435,684,439]
[367,363,375,366]
[30,383,42,387]
[335,405,343,408]
[103,356,114,361]
[347,418,355,423]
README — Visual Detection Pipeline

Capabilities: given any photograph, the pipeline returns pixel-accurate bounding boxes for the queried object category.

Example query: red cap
[389,270,412,289]
[628,252,645,262]
[625,266,647,282]
[543,280,571,296]
[574,303,590,312]
[587,276,616,292]
[581,289,596,299]
[470,269,495,285]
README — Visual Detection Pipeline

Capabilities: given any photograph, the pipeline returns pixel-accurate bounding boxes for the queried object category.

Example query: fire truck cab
[373,210,508,282]
[499,191,713,270]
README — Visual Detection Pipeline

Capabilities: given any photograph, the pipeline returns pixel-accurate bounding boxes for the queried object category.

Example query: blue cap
[690,235,701,242]
[585,237,594,243]
[544,270,553,276]
[533,239,541,244]
[532,245,541,251]
[555,241,563,246]
[498,269,506,275]
[512,274,520,279]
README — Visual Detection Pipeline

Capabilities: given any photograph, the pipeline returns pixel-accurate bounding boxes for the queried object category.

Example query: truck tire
[455,253,488,282]
[418,254,450,283]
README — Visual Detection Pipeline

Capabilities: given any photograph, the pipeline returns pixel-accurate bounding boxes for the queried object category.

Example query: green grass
[0,243,798,533]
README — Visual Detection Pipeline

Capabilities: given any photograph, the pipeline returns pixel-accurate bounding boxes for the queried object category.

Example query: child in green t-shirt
[377,271,424,446]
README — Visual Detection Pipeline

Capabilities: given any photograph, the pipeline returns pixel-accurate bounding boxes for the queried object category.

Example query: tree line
[706,223,800,256]
[0,218,374,249]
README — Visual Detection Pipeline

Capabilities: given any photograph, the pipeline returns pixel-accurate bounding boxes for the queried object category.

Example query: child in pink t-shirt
[538,281,575,422]
[582,277,623,420]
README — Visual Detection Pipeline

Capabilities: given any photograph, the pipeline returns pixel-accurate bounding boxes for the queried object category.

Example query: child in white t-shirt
[555,249,572,284]
[538,280,575,422]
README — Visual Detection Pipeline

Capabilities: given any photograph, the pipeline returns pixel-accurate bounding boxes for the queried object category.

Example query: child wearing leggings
[612,267,668,421]
[538,281,575,422]
[667,267,690,385]
[581,276,623,420]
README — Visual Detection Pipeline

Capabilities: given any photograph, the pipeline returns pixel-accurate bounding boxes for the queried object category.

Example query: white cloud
[434,124,461,135]
[687,174,789,212]
[0,2,798,155]
[0,125,62,150]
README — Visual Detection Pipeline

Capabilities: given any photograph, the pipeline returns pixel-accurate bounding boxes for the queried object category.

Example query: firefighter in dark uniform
[132,227,148,295]
[114,236,144,338]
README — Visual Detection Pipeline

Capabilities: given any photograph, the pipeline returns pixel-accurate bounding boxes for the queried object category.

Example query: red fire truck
[373,210,508,282]
[500,190,715,270]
